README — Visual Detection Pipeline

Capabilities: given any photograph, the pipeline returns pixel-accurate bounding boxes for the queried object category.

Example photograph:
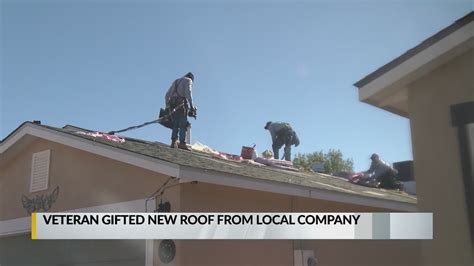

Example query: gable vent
[30,150,51,193]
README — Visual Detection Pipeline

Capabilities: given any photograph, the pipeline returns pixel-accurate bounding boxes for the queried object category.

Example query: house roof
[354,11,474,88]
[1,122,417,210]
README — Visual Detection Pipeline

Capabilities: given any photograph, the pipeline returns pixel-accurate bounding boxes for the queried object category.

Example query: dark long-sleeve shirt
[366,159,397,178]
[266,122,291,143]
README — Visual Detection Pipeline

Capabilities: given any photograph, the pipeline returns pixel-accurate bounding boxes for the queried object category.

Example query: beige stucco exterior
[0,138,177,220]
[0,134,424,265]
[356,15,474,266]
[0,137,180,265]
[407,49,474,265]
[178,182,422,266]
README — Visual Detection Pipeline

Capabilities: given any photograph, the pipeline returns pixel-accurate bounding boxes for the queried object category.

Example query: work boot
[178,142,190,151]
[170,139,178,148]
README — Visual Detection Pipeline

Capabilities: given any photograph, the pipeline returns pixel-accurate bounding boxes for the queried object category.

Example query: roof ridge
[62,124,95,132]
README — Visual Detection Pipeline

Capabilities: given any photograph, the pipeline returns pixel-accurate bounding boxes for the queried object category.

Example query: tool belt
[158,108,174,129]
[168,97,188,117]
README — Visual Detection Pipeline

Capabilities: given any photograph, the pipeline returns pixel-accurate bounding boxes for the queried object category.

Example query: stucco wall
[0,138,176,220]
[0,136,424,266]
[175,182,422,266]
[407,48,474,265]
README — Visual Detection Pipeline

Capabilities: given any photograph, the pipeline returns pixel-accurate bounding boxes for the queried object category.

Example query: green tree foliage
[293,149,354,174]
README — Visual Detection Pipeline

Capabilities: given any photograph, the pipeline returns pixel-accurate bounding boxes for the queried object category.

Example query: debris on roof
[214,152,242,161]
[255,157,299,172]
[238,159,264,167]
[348,172,378,188]
[190,142,242,161]
[190,142,218,154]
[76,131,125,143]
[261,149,273,159]
[191,141,299,171]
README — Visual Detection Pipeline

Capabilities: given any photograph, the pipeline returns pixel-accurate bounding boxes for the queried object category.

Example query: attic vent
[30,150,51,193]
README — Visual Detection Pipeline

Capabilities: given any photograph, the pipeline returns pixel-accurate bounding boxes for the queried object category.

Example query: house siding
[0,138,176,220]
[407,48,474,265]
[176,182,422,266]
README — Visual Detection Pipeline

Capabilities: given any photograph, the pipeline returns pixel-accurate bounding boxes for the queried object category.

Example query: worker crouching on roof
[165,72,196,151]
[264,121,300,161]
[364,153,401,189]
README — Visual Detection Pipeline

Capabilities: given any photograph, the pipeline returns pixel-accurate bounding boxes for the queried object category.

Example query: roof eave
[354,11,474,88]
[355,16,474,116]
[180,165,417,211]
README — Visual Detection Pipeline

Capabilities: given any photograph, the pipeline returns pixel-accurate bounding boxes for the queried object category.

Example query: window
[30,150,51,192]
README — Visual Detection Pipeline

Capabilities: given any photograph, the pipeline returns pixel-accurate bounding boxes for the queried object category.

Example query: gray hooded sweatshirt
[165,76,194,108]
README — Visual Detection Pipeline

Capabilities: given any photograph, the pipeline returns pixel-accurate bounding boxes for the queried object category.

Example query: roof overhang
[354,13,474,117]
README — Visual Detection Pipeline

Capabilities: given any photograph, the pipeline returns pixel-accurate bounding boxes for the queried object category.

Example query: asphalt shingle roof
[35,123,417,205]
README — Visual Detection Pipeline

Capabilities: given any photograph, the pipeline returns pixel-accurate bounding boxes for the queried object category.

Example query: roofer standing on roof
[365,153,400,189]
[165,72,196,151]
[264,121,300,161]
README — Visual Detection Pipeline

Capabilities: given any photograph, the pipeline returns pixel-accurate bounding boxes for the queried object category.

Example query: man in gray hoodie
[264,121,300,161]
[165,72,195,150]
[365,153,400,189]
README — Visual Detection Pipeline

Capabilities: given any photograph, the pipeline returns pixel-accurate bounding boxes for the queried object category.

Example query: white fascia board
[0,216,31,237]
[180,166,417,212]
[0,124,180,177]
[0,123,31,153]
[0,198,149,237]
[359,22,474,102]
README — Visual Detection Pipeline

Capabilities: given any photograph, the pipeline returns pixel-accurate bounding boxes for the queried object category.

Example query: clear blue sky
[1,0,471,170]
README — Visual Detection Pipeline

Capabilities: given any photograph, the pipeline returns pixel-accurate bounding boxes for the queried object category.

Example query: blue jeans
[171,114,188,143]
[272,142,291,161]
[273,129,293,161]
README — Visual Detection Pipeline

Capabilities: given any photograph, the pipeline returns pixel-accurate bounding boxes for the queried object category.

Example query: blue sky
[1,0,471,170]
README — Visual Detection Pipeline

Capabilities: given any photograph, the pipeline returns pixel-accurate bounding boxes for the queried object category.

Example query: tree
[293,149,354,174]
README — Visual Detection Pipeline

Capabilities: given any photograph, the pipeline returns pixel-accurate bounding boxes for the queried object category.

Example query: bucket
[240,145,255,160]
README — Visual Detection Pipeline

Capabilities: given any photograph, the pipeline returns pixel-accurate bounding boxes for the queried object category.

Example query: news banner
[31,212,432,240]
